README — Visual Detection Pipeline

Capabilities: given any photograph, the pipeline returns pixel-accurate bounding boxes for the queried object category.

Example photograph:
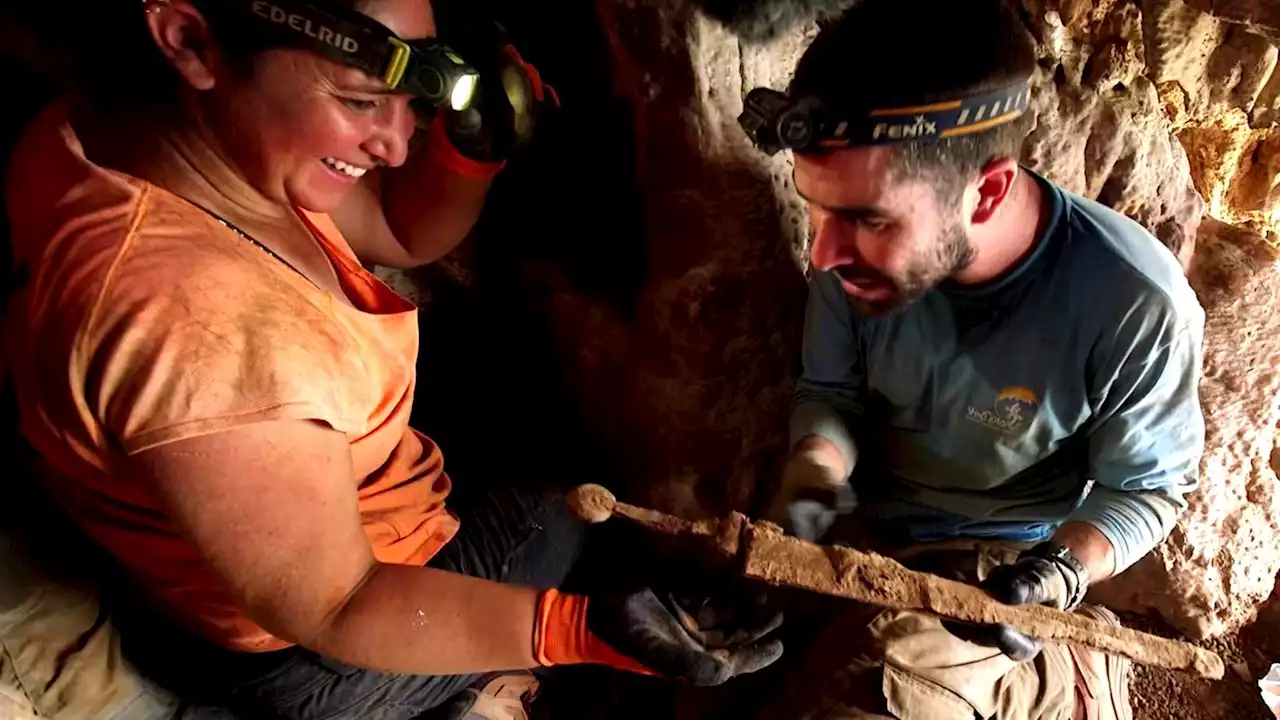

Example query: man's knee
[871,610,1074,720]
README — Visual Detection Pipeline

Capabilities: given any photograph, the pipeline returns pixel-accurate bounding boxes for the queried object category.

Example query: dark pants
[118,488,586,720]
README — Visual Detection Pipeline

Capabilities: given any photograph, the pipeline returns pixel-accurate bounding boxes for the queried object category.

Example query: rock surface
[1178,109,1280,241]
[1185,0,1280,39]
[1144,0,1279,126]
[1018,0,1205,262]
[536,0,810,518]
[1141,0,1280,240]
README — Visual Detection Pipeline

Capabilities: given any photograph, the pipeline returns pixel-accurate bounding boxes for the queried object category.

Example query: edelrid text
[252,1,359,53]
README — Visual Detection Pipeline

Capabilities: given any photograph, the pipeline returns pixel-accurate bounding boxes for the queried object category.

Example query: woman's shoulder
[13,187,367,455]
[8,102,260,308]
[10,101,314,327]
[7,102,375,453]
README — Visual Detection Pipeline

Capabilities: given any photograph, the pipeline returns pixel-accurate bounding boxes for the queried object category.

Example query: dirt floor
[1126,605,1280,720]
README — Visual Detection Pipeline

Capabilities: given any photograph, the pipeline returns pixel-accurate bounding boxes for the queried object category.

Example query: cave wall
[1152,0,1280,241]
[533,0,810,518]
[1020,0,1205,265]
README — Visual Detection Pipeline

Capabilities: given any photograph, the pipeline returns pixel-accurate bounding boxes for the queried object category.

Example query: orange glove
[532,589,656,675]
[532,587,784,686]
[438,23,557,164]
[426,117,505,181]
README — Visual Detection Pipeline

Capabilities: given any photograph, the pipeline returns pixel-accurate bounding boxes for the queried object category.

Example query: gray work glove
[765,448,855,542]
[587,587,785,686]
[943,542,1090,661]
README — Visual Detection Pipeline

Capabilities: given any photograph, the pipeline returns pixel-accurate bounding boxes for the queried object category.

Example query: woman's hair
[83,4,180,111]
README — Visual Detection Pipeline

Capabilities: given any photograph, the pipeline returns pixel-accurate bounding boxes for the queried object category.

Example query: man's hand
[944,542,1090,661]
[765,438,853,542]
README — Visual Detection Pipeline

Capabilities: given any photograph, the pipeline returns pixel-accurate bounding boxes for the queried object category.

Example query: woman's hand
[587,588,785,685]
[440,25,556,164]
[533,586,785,685]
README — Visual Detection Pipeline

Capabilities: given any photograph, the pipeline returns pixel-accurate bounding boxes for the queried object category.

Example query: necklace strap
[184,201,320,289]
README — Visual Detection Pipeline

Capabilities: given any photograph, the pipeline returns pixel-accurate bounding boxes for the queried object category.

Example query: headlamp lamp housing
[740,89,818,156]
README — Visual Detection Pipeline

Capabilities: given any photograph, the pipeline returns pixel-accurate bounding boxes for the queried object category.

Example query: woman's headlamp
[211,0,480,111]
[738,81,1032,155]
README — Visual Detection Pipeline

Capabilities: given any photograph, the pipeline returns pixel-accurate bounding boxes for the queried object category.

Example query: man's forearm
[1051,521,1117,581]
[790,400,858,479]
[791,435,850,481]
[1065,485,1184,575]
[309,563,540,676]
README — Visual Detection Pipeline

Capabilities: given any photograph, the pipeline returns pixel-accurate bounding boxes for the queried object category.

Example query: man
[747,0,1205,717]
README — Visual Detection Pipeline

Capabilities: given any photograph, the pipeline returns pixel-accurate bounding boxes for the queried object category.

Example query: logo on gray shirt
[966,386,1039,433]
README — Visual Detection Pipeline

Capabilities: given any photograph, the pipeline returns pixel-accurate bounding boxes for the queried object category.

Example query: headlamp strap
[821,80,1032,149]
[237,0,415,89]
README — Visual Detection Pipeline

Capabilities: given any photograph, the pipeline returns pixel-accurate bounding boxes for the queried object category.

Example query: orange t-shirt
[4,101,459,652]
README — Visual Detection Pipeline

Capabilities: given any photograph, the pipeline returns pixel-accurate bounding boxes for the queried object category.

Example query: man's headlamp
[738,80,1032,156]
[217,0,480,111]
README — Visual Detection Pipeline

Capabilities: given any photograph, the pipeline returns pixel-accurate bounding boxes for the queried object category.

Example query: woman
[3,0,782,717]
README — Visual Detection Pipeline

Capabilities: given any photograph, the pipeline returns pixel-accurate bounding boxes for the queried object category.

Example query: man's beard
[848,222,975,317]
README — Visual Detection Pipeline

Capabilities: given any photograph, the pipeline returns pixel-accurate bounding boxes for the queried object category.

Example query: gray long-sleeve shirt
[792,172,1205,572]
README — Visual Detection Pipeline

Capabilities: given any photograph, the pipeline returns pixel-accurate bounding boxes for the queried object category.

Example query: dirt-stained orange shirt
[4,101,459,652]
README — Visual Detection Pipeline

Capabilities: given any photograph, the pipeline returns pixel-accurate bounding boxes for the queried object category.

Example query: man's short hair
[790,0,1037,199]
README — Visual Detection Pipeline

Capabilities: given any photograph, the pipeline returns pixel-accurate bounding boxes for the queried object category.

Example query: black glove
[780,484,855,543]
[943,542,1090,661]
[765,450,856,542]
[587,587,784,686]
[439,23,556,163]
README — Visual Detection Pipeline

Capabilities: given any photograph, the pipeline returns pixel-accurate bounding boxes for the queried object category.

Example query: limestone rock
[1255,61,1280,127]
[1184,0,1280,39]
[1142,0,1278,126]
[689,0,852,42]
[1018,0,1205,261]
[1139,0,1280,246]
[1178,109,1280,241]
[1092,218,1280,639]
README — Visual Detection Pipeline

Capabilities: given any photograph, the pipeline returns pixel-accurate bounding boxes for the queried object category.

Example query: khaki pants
[0,533,181,720]
[1,458,181,720]
[763,541,1076,720]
